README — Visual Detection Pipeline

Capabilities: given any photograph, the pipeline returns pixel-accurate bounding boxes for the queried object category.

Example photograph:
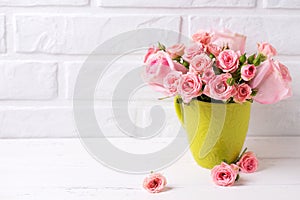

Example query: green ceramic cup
[174,96,251,169]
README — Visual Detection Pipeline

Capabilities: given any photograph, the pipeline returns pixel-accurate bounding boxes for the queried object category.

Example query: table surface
[0,137,299,200]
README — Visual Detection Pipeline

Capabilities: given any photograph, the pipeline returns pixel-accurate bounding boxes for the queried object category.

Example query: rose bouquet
[142,29,292,187]
[143,29,292,104]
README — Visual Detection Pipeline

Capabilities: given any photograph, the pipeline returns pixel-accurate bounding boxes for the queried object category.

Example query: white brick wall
[0,62,57,99]
[0,0,299,138]
[99,0,256,8]
[263,0,300,8]
[189,16,300,55]
[15,15,182,54]
[0,15,5,53]
[0,0,88,6]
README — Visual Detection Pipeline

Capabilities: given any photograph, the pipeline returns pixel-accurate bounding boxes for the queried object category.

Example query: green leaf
[239,54,246,65]
[253,58,261,66]
[213,64,223,75]
[176,97,183,104]
[247,54,256,64]
[247,99,254,103]
[251,89,258,96]
[253,53,268,66]
[197,94,217,103]
[182,60,190,69]
[235,174,240,182]
[258,53,267,63]
[158,42,166,51]
[225,97,234,104]
[209,53,215,59]
[226,78,235,86]
[173,56,181,62]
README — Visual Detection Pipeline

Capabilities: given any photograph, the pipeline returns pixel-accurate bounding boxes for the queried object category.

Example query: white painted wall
[0,0,299,138]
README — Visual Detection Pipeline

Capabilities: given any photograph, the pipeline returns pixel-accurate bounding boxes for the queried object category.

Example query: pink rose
[207,43,222,57]
[143,52,175,94]
[203,73,235,101]
[143,173,167,193]
[217,50,239,73]
[144,51,188,94]
[202,67,216,84]
[241,64,256,81]
[237,152,258,173]
[144,46,159,63]
[167,43,185,59]
[257,42,277,57]
[234,83,252,103]
[276,61,292,82]
[211,162,239,187]
[192,30,211,45]
[177,73,203,103]
[249,59,292,104]
[183,43,205,62]
[163,71,182,96]
[189,53,213,74]
[211,29,247,53]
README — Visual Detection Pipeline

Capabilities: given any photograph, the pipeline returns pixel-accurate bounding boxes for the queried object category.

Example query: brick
[0,107,75,138]
[189,16,300,55]
[133,102,182,138]
[0,102,136,138]
[15,15,182,54]
[263,0,300,8]
[0,15,5,53]
[64,59,166,100]
[0,0,88,6]
[249,99,300,136]
[99,0,256,8]
[0,62,57,99]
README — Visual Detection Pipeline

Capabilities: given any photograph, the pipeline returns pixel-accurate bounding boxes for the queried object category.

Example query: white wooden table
[0,137,299,200]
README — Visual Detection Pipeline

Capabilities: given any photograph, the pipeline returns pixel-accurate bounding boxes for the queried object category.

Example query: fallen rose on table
[211,148,258,187]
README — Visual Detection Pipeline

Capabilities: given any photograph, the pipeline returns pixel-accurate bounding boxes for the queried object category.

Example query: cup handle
[174,96,184,125]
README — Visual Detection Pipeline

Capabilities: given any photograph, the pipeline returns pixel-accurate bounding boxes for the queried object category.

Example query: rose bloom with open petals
[202,67,216,84]
[143,173,167,193]
[143,51,175,94]
[183,43,205,62]
[192,30,211,45]
[207,43,222,57]
[241,64,256,81]
[217,50,239,73]
[144,51,187,94]
[163,71,182,96]
[237,152,258,173]
[234,83,252,103]
[211,29,247,53]
[177,73,203,103]
[144,46,159,63]
[189,53,213,74]
[211,162,239,187]
[203,73,235,101]
[250,59,292,104]
[257,42,277,57]
[167,43,185,59]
